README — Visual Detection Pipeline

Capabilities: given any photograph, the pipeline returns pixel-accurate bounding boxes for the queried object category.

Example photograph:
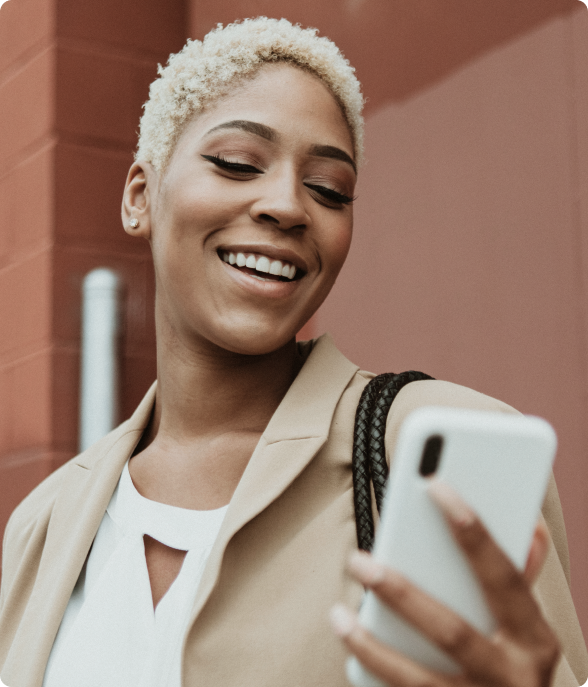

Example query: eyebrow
[309,144,357,175]
[205,119,357,174]
[205,119,276,142]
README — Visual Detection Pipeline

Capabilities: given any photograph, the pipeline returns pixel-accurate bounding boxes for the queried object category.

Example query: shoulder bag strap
[352,371,434,551]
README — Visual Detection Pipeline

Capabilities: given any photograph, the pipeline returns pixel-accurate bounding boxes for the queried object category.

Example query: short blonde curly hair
[136,17,365,171]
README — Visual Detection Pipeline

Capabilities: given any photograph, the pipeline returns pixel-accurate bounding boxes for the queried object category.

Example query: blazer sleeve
[383,379,588,687]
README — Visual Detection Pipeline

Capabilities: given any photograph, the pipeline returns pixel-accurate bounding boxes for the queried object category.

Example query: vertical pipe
[79,268,121,452]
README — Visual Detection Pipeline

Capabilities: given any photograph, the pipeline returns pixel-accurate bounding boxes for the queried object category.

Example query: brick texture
[0,0,185,557]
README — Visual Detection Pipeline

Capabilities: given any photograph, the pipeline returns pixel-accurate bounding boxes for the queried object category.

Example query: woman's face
[130,63,356,356]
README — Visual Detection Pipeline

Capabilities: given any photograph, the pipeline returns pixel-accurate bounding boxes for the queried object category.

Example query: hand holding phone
[341,406,558,687]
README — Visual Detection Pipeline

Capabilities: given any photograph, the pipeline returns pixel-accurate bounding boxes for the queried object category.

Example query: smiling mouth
[219,251,302,282]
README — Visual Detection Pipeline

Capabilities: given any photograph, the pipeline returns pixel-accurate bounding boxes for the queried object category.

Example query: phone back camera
[419,435,443,476]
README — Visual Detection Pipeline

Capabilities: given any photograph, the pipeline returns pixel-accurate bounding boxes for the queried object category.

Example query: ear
[121,160,158,240]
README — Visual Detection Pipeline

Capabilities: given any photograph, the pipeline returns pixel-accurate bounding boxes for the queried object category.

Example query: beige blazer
[0,334,586,687]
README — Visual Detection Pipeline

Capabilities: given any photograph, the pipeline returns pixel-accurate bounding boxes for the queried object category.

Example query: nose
[249,167,309,231]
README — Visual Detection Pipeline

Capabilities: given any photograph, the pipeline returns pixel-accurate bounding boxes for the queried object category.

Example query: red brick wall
[0,0,185,534]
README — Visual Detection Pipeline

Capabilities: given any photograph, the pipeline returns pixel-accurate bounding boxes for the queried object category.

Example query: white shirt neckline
[43,460,229,687]
[109,461,229,552]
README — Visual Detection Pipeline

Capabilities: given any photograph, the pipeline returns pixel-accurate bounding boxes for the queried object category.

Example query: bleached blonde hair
[136,17,365,171]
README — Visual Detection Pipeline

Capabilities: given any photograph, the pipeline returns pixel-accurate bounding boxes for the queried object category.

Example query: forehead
[175,63,355,157]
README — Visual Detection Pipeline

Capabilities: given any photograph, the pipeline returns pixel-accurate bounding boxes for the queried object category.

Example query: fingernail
[348,550,385,586]
[329,603,357,638]
[427,480,475,526]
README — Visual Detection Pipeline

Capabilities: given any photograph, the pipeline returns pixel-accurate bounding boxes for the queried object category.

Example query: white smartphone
[347,406,557,687]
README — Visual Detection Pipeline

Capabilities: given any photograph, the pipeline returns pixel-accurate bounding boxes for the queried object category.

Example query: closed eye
[303,183,355,206]
[201,154,261,175]
[202,155,355,207]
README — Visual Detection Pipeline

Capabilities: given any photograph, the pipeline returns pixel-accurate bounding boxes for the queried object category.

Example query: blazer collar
[187,333,359,626]
[6,336,358,686]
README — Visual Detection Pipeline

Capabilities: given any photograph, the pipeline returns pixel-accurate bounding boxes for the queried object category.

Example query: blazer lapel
[3,335,359,685]
[2,384,157,687]
[188,334,359,624]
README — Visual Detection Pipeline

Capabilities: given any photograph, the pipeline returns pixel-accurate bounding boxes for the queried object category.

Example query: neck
[141,320,305,449]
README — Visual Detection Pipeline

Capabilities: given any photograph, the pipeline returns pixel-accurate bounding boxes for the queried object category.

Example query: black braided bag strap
[352,371,434,551]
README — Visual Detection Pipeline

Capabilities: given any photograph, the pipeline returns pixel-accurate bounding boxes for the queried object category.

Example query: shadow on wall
[190,0,580,113]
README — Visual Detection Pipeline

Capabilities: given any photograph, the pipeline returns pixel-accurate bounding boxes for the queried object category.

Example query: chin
[211,319,301,357]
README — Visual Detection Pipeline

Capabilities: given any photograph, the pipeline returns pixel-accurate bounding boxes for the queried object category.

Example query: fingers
[335,484,559,687]
[427,481,553,645]
[347,551,501,680]
[524,520,549,585]
[340,548,558,686]
[330,604,454,687]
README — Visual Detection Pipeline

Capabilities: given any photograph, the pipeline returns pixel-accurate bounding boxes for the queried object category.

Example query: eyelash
[201,154,355,206]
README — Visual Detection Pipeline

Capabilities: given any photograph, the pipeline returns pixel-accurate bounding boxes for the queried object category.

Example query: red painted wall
[317,6,588,636]
[189,0,588,637]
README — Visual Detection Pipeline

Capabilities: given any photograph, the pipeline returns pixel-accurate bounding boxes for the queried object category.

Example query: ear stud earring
[129,218,140,228]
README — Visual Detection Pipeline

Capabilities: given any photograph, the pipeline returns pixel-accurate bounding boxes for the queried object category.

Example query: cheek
[153,183,240,277]
[164,177,235,230]
[160,154,253,229]
[322,217,353,277]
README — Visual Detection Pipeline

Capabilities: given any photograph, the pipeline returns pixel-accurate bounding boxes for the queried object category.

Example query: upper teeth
[221,252,297,280]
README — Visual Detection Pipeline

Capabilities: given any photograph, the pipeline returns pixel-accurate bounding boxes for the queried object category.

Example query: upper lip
[216,244,309,273]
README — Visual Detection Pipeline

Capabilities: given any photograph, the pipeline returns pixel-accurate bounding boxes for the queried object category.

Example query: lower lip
[220,259,302,299]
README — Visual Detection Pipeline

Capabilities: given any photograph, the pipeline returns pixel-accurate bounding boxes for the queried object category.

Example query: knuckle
[488,561,523,593]
[378,572,411,606]
[501,564,523,589]
[438,618,473,653]
[455,519,488,553]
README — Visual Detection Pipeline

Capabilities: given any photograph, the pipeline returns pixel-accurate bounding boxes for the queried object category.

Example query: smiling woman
[128,62,356,358]
[0,16,586,687]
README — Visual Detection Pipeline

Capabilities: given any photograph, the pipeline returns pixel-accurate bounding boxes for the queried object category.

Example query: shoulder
[2,459,71,562]
[0,459,70,613]
[0,418,138,601]
[388,378,518,415]
[4,422,130,536]
[337,368,519,452]
[2,382,156,561]
[376,378,519,456]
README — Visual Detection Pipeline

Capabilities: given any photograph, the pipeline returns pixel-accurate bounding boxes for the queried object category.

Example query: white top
[43,462,228,687]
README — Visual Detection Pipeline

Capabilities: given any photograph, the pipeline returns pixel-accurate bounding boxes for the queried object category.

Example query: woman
[0,17,586,687]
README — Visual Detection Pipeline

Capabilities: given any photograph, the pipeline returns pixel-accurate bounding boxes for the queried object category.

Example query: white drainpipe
[79,268,122,452]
